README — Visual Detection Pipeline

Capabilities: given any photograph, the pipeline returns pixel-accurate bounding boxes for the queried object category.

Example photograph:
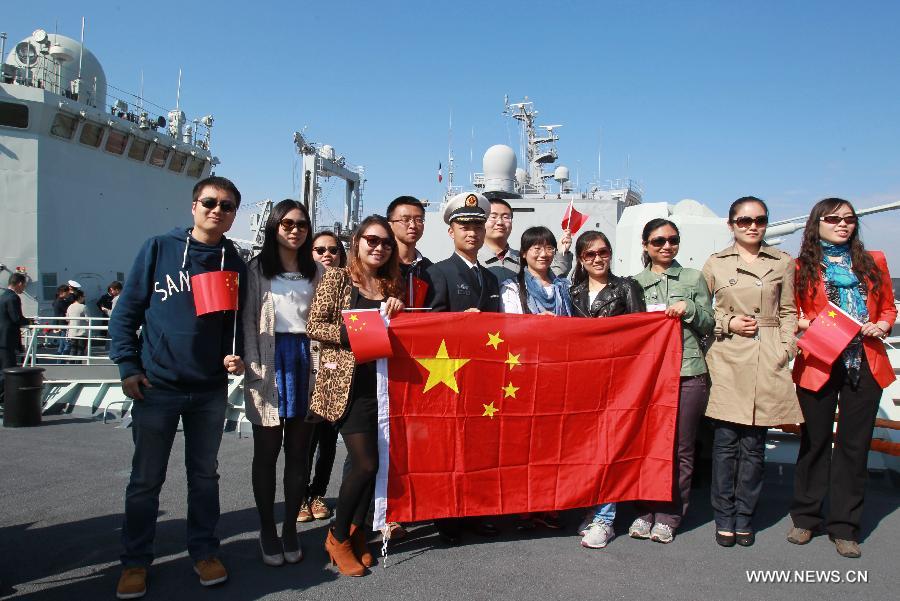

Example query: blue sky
[7,0,900,271]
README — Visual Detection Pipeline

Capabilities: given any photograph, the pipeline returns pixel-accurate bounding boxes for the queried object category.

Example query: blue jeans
[590,503,616,525]
[121,385,227,567]
[710,420,767,532]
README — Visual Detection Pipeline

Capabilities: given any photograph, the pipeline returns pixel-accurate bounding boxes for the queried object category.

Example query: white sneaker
[650,523,674,544]
[628,518,652,539]
[581,521,615,549]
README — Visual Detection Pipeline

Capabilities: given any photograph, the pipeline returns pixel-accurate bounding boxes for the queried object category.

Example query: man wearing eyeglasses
[109,176,247,599]
[386,196,433,307]
[479,198,574,282]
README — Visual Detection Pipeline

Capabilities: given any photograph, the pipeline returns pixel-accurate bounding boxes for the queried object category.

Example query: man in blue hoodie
[110,176,247,599]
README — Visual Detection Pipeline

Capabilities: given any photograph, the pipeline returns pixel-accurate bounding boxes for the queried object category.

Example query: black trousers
[710,420,768,532]
[790,356,881,542]
[0,347,18,403]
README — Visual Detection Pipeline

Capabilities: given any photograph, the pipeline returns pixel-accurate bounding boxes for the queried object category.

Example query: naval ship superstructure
[0,26,218,315]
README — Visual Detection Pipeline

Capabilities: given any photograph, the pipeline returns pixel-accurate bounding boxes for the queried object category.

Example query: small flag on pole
[797,301,862,365]
[342,309,393,364]
[438,162,443,183]
[561,200,589,234]
[191,271,239,316]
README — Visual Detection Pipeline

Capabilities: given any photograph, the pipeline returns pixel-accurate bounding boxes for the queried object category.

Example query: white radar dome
[672,198,718,218]
[553,166,570,182]
[482,144,518,195]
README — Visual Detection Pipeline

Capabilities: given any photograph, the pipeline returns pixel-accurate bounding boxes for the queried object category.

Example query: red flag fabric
[342,309,393,364]
[797,301,862,365]
[374,311,682,526]
[191,271,239,316]
[408,276,429,309]
[561,201,589,234]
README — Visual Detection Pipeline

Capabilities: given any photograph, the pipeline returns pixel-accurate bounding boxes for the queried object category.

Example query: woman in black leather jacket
[570,230,646,318]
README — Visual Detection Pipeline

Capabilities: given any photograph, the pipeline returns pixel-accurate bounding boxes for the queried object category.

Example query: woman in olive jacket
[629,218,714,544]
[702,196,802,548]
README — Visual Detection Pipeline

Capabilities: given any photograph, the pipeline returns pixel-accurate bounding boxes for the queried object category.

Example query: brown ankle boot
[349,524,375,567]
[325,528,365,576]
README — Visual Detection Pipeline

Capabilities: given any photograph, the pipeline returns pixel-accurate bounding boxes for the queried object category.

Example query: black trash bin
[3,367,45,427]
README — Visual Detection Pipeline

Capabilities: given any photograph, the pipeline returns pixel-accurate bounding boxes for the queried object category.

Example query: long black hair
[641,218,680,268]
[571,230,613,287]
[515,226,558,314]
[727,195,769,223]
[258,199,316,280]
[312,230,348,268]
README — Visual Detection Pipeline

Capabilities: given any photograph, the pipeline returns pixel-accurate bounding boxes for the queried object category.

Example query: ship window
[79,122,104,147]
[186,157,205,178]
[116,272,125,282]
[128,138,150,161]
[41,273,58,302]
[0,101,29,128]
[149,145,170,167]
[105,130,128,155]
[50,112,78,139]
[168,151,188,173]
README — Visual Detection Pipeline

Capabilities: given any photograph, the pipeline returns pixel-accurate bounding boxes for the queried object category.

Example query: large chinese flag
[373,311,682,527]
[191,271,239,316]
[797,301,861,365]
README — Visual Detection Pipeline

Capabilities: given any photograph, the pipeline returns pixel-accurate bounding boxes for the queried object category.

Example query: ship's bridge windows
[105,130,128,155]
[186,157,205,178]
[50,112,78,139]
[79,122,104,148]
[149,145,170,168]
[41,273,58,302]
[128,138,150,162]
[169,151,188,173]
[0,101,29,129]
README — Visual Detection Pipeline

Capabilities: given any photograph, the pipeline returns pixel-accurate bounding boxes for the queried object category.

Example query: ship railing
[21,316,112,366]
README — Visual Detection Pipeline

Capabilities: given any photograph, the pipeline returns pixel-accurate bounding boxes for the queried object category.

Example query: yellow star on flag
[482,402,499,419]
[350,314,359,322]
[827,310,837,318]
[415,339,470,393]
[505,352,521,370]
[486,331,504,350]
[502,382,519,398]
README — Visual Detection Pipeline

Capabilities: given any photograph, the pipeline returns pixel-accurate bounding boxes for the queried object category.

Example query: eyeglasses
[581,248,611,262]
[388,216,425,226]
[528,245,556,255]
[360,234,394,249]
[279,218,309,232]
[313,245,340,256]
[731,215,768,229]
[820,214,857,225]
[648,235,680,248]
[197,197,237,213]
[487,214,513,222]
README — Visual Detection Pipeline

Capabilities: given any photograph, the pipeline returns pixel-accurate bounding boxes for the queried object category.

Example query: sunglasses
[313,245,340,256]
[820,214,857,225]
[731,215,768,229]
[360,234,394,249]
[197,198,237,213]
[648,235,680,248]
[279,218,309,232]
[581,248,611,262]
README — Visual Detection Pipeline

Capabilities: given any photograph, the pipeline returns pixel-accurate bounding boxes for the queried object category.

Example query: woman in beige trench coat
[702,196,802,548]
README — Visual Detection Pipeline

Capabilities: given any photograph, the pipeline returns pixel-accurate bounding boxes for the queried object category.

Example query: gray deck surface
[1,415,897,600]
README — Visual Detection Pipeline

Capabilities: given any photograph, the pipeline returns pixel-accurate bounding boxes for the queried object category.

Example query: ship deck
[1,415,897,600]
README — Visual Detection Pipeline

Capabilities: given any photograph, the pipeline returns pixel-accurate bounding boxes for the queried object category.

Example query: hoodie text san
[109,227,247,392]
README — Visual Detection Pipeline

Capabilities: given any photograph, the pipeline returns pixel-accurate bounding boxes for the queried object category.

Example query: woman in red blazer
[788,198,896,559]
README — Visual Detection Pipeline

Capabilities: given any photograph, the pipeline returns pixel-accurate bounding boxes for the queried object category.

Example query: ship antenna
[175,67,182,111]
[77,17,85,86]
[139,70,144,110]
[447,109,454,192]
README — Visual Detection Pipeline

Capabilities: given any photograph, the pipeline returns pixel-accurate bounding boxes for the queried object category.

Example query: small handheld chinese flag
[342,309,393,363]
[409,276,429,309]
[191,271,239,316]
[797,302,862,365]
[562,200,589,234]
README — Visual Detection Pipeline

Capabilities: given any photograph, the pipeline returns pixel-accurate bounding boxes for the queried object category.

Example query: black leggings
[251,419,315,532]
[333,431,378,541]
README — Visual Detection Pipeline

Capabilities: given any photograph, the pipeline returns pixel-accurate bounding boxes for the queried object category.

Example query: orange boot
[349,524,375,568]
[325,528,365,577]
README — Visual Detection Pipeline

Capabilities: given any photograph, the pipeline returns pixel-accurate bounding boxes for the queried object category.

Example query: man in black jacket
[387,196,433,307]
[0,273,29,403]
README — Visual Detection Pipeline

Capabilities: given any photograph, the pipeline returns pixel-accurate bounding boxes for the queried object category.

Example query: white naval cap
[443,192,491,225]
[67,280,82,289]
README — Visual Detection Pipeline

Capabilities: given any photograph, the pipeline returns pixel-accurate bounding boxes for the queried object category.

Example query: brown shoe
[325,528,365,576]
[193,558,228,586]
[310,496,332,520]
[786,527,813,545]
[350,524,375,567]
[297,500,314,523]
[116,567,147,599]
[833,538,861,558]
